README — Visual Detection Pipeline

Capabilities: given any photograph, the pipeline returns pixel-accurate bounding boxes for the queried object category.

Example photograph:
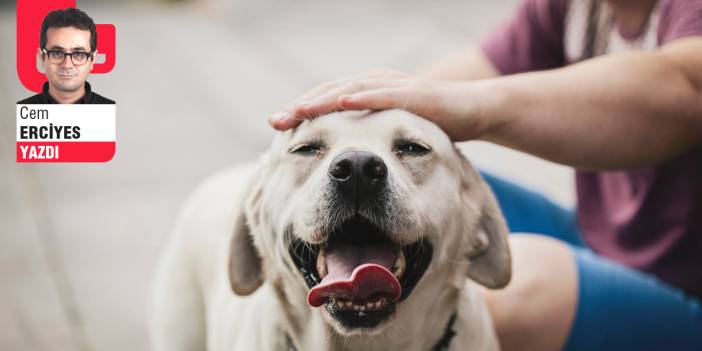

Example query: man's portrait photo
[18,8,114,104]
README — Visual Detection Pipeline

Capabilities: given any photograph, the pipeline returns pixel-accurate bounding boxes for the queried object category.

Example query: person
[18,8,114,104]
[268,0,702,350]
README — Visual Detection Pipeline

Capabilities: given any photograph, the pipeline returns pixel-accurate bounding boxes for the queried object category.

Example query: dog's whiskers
[287,239,309,264]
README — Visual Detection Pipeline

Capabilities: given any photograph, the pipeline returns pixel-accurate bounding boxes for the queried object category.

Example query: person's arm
[270,37,702,170]
[477,37,702,170]
[269,45,499,127]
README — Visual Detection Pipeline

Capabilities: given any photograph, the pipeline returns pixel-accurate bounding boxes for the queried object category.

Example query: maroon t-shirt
[481,0,702,298]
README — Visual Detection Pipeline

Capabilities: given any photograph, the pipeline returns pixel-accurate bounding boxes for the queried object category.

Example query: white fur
[150,110,509,351]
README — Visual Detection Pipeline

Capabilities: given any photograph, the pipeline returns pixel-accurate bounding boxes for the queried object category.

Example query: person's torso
[565,0,702,298]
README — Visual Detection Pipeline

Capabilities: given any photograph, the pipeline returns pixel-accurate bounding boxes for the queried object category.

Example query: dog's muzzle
[287,152,433,330]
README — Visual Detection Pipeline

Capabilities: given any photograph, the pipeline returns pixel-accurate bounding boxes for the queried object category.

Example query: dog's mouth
[289,215,433,329]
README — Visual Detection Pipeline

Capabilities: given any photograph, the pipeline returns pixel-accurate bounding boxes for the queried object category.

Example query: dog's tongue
[307,243,401,307]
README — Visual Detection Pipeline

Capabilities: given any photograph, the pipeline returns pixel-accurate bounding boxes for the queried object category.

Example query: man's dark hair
[40,8,97,52]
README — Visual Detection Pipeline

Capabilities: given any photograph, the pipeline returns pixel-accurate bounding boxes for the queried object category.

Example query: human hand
[268,69,493,141]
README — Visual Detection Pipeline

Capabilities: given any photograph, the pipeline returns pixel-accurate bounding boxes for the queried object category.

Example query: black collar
[40,81,94,104]
[431,312,458,351]
[286,311,458,351]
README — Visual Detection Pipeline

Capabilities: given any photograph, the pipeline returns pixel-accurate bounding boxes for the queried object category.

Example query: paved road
[0,1,573,350]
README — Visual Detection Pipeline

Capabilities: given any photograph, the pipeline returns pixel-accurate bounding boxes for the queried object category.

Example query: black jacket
[18,81,114,104]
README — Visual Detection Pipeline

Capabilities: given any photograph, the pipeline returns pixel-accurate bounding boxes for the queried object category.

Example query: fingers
[296,69,404,103]
[269,111,306,130]
[295,79,408,118]
[269,69,408,130]
[337,87,416,112]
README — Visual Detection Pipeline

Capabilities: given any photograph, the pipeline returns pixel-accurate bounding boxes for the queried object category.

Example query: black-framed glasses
[42,48,93,66]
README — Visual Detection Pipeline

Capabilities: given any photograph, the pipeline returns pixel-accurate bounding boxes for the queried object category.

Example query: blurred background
[1,0,574,350]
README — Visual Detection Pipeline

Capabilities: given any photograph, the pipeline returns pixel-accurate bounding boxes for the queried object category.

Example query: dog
[150,109,511,351]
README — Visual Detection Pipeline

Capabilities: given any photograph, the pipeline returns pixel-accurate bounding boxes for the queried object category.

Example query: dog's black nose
[329,151,387,204]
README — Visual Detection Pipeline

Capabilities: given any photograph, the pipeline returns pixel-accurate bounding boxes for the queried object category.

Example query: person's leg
[480,171,584,246]
[484,234,578,351]
[562,248,702,351]
[484,234,702,351]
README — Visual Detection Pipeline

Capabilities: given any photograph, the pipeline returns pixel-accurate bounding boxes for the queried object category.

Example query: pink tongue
[307,244,401,307]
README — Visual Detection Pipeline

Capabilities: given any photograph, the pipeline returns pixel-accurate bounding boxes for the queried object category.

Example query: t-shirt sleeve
[480,0,569,75]
[658,0,702,45]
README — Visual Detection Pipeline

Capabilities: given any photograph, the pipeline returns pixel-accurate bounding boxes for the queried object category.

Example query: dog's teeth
[316,247,328,278]
[345,301,353,309]
[337,300,344,308]
[366,302,374,309]
[392,249,406,279]
[374,301,383,309]
[359,305,366,311]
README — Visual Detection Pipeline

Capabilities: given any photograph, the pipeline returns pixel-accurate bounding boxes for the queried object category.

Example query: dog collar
[432,311,458,351]
[285,311,458,351]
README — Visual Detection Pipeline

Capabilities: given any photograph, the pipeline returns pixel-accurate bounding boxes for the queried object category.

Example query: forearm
[476,43,702,170]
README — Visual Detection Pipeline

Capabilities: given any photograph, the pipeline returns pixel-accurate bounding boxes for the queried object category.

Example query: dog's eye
[289,143,324,156]
[394,141,431,156]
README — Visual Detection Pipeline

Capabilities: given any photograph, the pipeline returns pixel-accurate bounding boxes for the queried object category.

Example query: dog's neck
[273,277,463,351]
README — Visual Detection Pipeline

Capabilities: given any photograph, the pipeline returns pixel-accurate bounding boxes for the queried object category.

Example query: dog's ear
[229,166,266,296]
[458,151,512,289]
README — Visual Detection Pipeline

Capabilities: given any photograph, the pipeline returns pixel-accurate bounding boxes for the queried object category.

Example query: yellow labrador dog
[150,109,511,351]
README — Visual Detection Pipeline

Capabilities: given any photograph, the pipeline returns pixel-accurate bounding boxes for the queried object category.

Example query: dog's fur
[150,109,511,350]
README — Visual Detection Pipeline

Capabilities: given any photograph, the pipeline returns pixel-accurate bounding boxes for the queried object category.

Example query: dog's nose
[329,151,387,203]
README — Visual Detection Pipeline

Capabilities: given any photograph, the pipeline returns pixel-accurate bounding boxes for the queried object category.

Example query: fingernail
[270,112,289,123]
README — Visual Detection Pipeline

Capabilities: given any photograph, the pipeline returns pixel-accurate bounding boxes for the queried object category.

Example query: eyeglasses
[42,49,93,66]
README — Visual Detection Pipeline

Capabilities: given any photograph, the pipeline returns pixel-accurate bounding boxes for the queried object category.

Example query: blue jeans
[481,172,702,351]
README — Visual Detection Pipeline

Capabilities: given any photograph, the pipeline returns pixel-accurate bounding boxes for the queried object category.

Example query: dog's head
[229,109,510,335]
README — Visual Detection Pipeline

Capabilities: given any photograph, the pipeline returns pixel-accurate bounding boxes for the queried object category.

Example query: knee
[484,234,578,351]
[507,234,576,295]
